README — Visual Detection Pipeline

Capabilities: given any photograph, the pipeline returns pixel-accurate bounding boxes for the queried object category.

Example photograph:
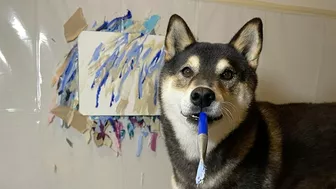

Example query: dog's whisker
[221,101,238,113]
[221,105,234,120]
[219,109,231,123]
[221,107,234,122]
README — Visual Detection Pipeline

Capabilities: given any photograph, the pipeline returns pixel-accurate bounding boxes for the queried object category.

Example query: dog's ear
[229,18,263,69]
[165,14,196,62]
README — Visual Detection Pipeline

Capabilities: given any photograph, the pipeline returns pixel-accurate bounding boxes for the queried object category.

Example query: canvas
[78,31,165,116]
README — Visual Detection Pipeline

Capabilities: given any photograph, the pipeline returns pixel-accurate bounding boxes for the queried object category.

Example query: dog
[158,14,336,189]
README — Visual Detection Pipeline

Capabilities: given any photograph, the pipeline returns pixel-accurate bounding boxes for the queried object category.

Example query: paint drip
[150,132,158,152]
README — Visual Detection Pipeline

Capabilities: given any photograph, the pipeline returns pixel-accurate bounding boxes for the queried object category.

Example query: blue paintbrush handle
[198,112,208,135]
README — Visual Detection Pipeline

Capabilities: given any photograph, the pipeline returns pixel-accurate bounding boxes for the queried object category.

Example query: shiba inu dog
[158,14,336,189]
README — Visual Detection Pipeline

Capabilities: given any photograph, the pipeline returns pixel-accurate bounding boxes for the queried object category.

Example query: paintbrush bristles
[196,159,206,185]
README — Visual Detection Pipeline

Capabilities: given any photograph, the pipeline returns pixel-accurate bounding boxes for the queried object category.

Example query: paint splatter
[66,138,73,147]
[136,134,144,157]
[150,132,158,152]
[51,10,162,156]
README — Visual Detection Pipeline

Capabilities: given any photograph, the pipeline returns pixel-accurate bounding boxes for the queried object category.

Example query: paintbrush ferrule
[198,134,208,160]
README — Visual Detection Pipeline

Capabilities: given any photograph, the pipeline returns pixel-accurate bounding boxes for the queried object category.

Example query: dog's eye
[220,70,234,80]
[181,67,194,78]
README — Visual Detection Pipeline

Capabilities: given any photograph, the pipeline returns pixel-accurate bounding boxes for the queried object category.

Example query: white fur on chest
[172,114,216,160]
[172,160,239,189]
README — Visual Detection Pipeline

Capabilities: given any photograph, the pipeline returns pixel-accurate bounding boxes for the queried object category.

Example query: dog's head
[159,15,263,154]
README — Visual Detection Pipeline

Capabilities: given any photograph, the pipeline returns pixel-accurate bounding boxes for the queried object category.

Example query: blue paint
[138,66,145,99]
[147,50,162,74]
[106,10,132,32]
[130,59,134,70]
[124,19,133,30]
[90,34,131,107]
[91,50,119,89]
[94,10,133,32]
[141,127,149,137]
[135,47,165,104]
[96,21,108,31]
[110,119,116,132]
[58,46,78,94]
[69,90,76,102]
[92,21,97,28]
[67,68,77,84]
[154,77,158,105]
[196,160,206,185]
[142,48,152,61]
[112,36,148,104]
[123,40,143,67]
[114,56,133,103]
[136,134,143,157]
[113,50,126,68]
[95,71,109,108]
[90,43,103,64]
[141,15,160,34]
[112,34,129,68]
[107,117,114,128]
[116,33,129,45]
[109,93,115,107]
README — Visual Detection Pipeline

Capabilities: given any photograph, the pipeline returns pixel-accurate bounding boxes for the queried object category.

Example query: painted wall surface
[0,0,336,189]
[261,0,336,11]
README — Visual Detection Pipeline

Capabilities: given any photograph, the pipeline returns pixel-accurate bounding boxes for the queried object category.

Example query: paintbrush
[195,112,208,185]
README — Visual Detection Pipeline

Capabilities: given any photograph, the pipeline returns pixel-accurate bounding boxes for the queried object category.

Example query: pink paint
[114,120,123,150]
[150,132,158,152]
[129,117,137,126]
[48,93,57,124]
[48,114,55,124]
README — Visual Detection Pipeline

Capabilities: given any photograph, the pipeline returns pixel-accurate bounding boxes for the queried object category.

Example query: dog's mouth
[182,112,223,124]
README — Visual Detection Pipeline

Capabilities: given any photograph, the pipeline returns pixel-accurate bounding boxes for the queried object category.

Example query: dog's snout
[190,87,216,108]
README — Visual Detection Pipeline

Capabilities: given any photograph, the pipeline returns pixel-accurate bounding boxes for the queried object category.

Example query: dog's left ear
[165,14,196,62]
[229,18,263,69]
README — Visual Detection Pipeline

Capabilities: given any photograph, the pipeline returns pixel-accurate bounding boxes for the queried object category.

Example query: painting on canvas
[78,31,165,116]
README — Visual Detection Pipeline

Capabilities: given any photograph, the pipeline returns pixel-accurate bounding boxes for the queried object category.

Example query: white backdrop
[1,0,336,189]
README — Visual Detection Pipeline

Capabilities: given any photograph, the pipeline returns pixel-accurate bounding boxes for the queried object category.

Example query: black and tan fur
[158,14,336,189]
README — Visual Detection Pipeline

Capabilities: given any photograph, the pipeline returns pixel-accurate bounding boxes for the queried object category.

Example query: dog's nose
[190,87,216,108]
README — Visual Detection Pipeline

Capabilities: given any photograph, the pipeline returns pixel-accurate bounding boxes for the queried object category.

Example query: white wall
[262,0,336,11]
[0,0,336,189]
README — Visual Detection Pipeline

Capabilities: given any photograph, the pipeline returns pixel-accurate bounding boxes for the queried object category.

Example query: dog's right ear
[229,18,263,70]
[165,14,196,62]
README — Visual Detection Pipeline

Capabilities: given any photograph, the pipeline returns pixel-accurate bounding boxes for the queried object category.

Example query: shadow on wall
[256,71,309,104]
[257,69,336,104]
